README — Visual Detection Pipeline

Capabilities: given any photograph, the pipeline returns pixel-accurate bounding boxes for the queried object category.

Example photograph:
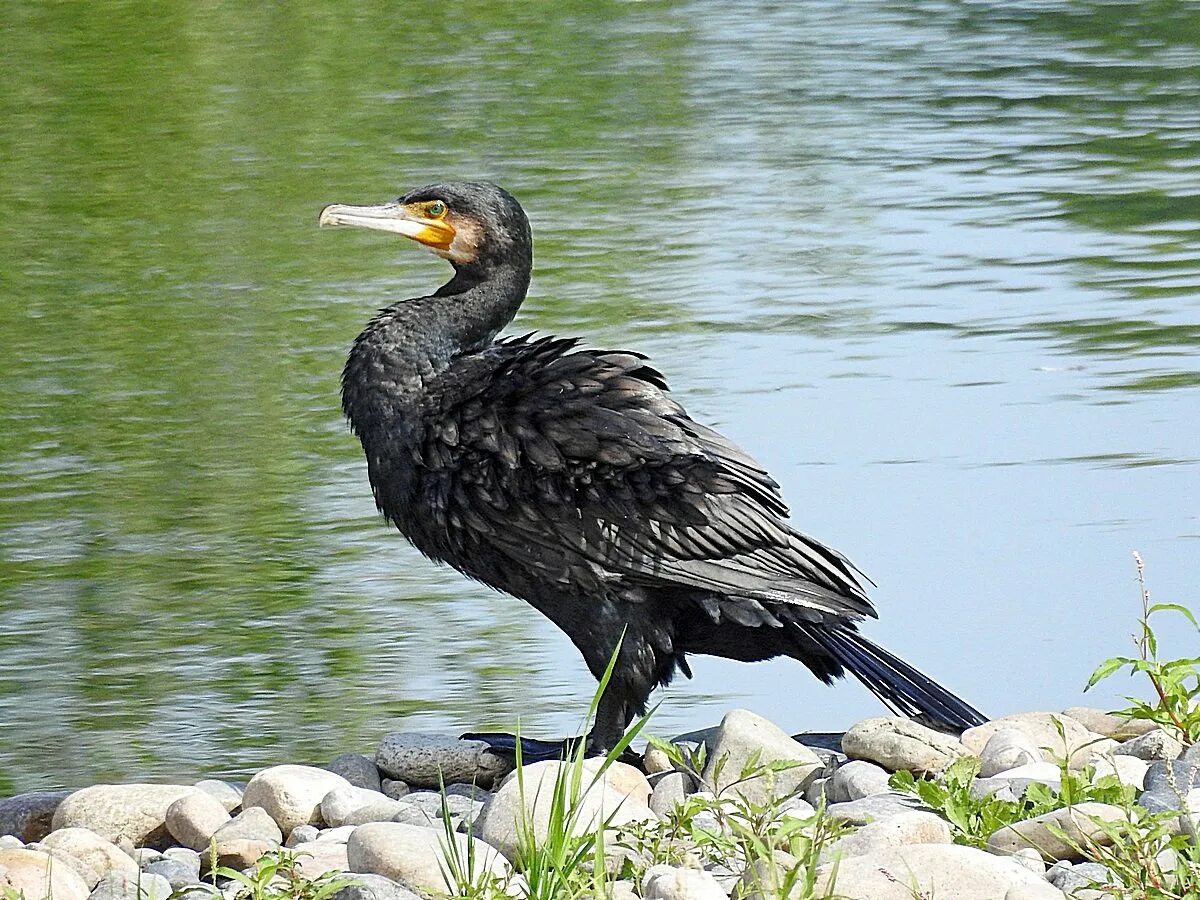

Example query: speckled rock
[193,781,242,813]
[477,759,657,861]
[980,728,1045,777]
[963,714,1114,770]
[241,766,352,835]
[1115,728,1183,761]
[986,802,1128,861]
[0,790,73,843]
[88,870,174,900]
[1050,861,1114,897]
[40,827,139,888]
[347,822,509,894]
[285,825,320,848]
[327,872,423,900]
[211,806,283,846]
[0,847,91,900]
[826,760,891,802]
[326,755,383,793]
[642,863,727,899]
[842,716,970,776]
[816,843,1065,899]
[826,810,953,860]
[52,785,202,848]
[165,791,232,851]
[375,734,511,789]
[643,746,673,775]
[700,710,823,804]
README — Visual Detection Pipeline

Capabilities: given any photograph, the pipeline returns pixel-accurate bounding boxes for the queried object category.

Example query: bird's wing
[420,336,875,621]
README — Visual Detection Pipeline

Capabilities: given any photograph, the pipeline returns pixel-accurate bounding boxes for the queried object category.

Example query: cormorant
[319,181,985,753]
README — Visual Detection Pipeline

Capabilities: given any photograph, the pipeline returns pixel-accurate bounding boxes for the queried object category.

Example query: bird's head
[319,181,531,273]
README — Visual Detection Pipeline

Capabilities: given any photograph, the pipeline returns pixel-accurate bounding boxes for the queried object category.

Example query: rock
[476,759,657,861]
[327,755,383,793]
[211,807,283,846]
[321,787,406,829]
[0,836,22,850]
[815,843,1065,899]
[643,746,673,775]
[826,791,926,826]
[642,863,727,899]
[347,822,509,894]
[980,728,1046,777]
[610,880,639,900]
[826,810,952,860]
[986,802,1128,861]
[162,847,201,875]
[650,773,694,818]
[143,856,199,889]
[0,790,73,842]
[1115,729,1184,761]
[88,870,173,900]
[379,780,409,801]
[315,826,357,843]
[826,760,891,802]
[242,765,353,835]
[51,785,202,848]
[213,839,274,870]
[584,760,651,807]
[1139,785,1200,816]
[1052,861,1113,897]
[130,848,162,867]
[779,796,817,823]
[1143,758,1200,794]
[842,716,970,776]
[1011,847,1046,875]
[293,840,350,878]
[1088,754,1148,789]
[0,847,91,900]
[166,792,232,851]
[28,842,104,888]
[1061,707,1155,741]
[328,873,423,900]
[963,714,1114,770]
[990,762,1064,785]
[193,781,242,813]
[375,734,511,789]
[700,710,822,804]
[40,827,140,888]
[285,824,320,847]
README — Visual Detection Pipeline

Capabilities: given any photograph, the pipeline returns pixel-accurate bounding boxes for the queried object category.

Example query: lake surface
[1,1,1197,793]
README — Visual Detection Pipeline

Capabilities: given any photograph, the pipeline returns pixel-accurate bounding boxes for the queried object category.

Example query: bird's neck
[342,258,530,440]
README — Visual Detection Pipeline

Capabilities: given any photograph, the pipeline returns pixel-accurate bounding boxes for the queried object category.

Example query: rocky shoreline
[1,707,1195,899]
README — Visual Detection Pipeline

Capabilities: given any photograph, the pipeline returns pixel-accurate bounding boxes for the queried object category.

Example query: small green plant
[207,849,357,900]
[1086,552,1200,745]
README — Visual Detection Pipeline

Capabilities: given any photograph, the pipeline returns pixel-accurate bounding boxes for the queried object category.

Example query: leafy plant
[1087,551,1200,745]
[207,848,356,900]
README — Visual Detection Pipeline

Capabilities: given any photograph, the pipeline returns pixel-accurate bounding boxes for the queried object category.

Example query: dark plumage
[319,181,985,752]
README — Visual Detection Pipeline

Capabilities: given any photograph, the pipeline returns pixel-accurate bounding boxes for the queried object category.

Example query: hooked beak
[318,202,455,251]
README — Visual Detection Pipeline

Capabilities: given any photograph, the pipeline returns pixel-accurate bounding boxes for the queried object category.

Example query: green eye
[426,201,447,218]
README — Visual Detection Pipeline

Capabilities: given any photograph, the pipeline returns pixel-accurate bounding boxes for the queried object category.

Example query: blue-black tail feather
[808,626,986,731]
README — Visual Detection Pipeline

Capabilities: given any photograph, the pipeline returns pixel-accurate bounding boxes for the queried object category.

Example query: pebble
[143,855,200,889]
[52,785,202,848]
[1114,728,1184,761]
[379,780,410,800]
[476,758,657,861]
[326,754,384,792]
[0,847,91,900]
[241,765,353,835]
[642,863,727,899]
[374,733,511,789]
[826,760,891,802]
[816,843,1066,899]
[700,709,823,804]
[285,824,320,847]
[0,790,73,843]
[986,802,1128,861]
[842,716,970,775]
[165,791,232,851]
[979,728,1046,777]
[963,713,1115,770]
[346,821,510,894]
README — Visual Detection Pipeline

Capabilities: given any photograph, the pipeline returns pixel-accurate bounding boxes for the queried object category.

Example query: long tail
[810,626,987,731]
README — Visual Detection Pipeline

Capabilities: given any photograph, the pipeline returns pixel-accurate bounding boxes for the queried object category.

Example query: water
[0,1,1197,793]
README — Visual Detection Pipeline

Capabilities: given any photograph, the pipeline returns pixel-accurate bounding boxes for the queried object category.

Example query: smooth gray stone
[160,847,201,879]
[826,791,926,826]
[827,760,892,802]
[285,824,320,847]
[1053,861,1113,894]
[143,858,199,890]
[328,873,423,900]
[380,780,410,800]
[326,754,383,793]
[650,772,694,818]
[1143,758,1200,794]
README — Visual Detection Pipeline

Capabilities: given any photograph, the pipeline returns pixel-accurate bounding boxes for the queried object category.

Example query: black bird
[319,181,985,754]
